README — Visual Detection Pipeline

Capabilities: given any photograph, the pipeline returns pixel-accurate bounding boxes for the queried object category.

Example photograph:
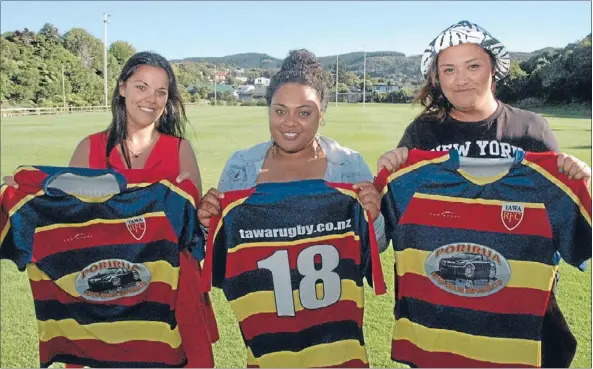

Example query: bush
[515,97,545,109]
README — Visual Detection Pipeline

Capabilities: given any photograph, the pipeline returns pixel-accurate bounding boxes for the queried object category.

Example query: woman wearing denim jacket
[198,49,387,251]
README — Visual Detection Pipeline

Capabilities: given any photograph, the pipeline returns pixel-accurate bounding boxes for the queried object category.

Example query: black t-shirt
[397,102,560,158]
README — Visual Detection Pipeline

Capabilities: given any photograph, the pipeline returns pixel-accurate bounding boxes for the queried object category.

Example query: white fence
[0,102,211,118]
[0,105,111,117]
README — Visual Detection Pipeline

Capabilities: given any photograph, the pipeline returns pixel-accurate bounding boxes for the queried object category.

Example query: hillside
[172,53,282,69]
[175,49,562,81]
[0,23,589,107]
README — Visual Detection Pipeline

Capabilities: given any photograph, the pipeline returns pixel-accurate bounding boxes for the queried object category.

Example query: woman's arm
[178,139,203,197]
[217,151,250,192]
[68,137,90,168]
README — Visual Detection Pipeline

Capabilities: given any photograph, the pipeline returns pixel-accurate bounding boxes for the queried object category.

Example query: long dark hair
[105,51,188,168]
[413,51,497,122]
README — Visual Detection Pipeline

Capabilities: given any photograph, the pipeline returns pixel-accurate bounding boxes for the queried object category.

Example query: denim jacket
[217,135,387,251]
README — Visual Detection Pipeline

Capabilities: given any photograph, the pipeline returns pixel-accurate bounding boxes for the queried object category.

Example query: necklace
[127,133,158,158]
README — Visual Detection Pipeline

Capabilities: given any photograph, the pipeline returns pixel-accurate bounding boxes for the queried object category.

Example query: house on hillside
[232,68,245,77]
[208,84,235,99]
[234,85,256,101]
[215,71,229,83]
[254,77,270,86]
[233,84,268,102]
[253,85,268,99]
[372,83,399,94]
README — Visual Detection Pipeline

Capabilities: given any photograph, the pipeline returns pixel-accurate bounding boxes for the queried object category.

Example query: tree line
[0,24,590,108]
[496,34,591,107]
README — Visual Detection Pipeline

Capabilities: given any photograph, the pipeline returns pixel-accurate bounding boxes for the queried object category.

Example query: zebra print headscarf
[421,20,510,81]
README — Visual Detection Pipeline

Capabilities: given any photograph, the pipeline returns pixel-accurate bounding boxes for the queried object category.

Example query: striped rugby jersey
[375,149,592,368]
[200,180,386,368]
[0,166,214,368]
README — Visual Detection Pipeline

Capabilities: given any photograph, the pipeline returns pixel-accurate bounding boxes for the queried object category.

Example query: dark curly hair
[266,49,330,111]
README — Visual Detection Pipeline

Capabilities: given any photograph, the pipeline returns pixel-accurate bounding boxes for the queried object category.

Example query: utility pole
[363,48,366,108]
[103,13,111,107]
[62,64,66,112]
[335,54,339,107]
[214,65,217,105]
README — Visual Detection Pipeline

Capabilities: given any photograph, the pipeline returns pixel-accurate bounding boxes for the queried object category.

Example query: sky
[1,1,591,60]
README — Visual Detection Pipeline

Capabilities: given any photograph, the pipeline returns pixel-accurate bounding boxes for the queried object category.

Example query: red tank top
[87,131,181,172]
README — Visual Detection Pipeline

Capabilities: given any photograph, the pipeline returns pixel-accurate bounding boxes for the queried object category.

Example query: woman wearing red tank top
[3,51,202,193]
[2,51,217,368]
[73,51,202,193]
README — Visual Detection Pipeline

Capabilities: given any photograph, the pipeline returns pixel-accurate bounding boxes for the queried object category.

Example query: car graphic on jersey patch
[425,243,511,297]
[75,259,151,301]
[87,268,140,292]
[438,253,496,280]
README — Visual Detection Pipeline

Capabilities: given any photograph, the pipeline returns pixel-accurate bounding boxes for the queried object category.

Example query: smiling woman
[376,20,590,369]
[197,49,387,254]
[0,51,216,368]
[73,51,202,190]
[2,52,203,194]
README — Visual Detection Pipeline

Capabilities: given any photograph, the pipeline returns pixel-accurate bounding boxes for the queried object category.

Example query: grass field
[1,104,591,368]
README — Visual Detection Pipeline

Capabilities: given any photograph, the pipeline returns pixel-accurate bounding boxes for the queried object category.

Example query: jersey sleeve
[375,150,450,241]
[375,168,401,243]
[0,185,35,270]
[525,153,592,269]
[163,180,203,258]
[549,179,592,268]
[200,207,228,293]
[355,196,386,295]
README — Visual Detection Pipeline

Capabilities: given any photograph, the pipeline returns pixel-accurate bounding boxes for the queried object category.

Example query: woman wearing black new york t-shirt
[377,20,590,368]
[377,23,589,179]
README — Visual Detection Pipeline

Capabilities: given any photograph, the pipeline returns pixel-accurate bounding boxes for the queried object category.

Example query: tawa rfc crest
[501,203,524,231]
[126,215,146,240]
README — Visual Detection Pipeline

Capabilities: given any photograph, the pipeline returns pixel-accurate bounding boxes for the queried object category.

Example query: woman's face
[119,64,169,128]
[437,43,495,111]
[269,83,323,154]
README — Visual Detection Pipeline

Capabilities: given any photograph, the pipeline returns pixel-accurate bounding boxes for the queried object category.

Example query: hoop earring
[320,118,326,127]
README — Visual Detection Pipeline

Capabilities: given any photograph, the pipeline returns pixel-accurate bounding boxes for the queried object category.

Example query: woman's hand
[197,188,224,228]
[354,181,381,222]
[377,147,409,174]
[2,176,18,189]
[557,153,591,185]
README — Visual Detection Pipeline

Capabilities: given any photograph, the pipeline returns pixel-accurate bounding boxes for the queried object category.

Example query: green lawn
[1,104,591,368]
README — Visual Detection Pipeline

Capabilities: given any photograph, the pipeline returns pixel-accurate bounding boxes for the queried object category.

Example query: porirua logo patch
[75,259,151,301]
[425,243,511,297]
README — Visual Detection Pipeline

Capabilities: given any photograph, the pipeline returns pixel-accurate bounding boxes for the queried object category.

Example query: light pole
[103,13,111,107]
[335,54,339,107]
[214,65,217,105]
[363,48,366,107]
[61,65,71,113]
[62,64,66,112]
